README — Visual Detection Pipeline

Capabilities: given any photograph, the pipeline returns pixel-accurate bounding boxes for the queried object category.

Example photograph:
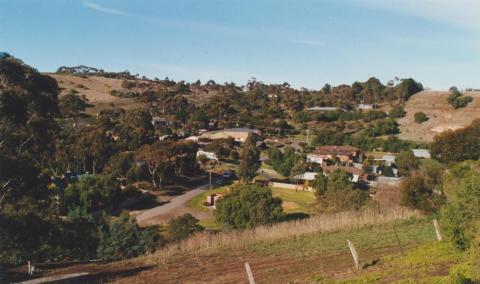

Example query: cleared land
[47,73,141,114]
[398,90,480,142]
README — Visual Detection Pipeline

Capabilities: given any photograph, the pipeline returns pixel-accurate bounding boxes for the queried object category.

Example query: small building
[316,145,363,163]
[292,172,319,181]
[306,154,324,164]
[357,104,376,110]
[306,106,342,112]
[197,150,218,162]
[151,116,167,127]
[411,149,431,159]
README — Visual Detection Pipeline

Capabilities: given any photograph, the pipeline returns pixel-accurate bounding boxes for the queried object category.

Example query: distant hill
[398,90,480,142]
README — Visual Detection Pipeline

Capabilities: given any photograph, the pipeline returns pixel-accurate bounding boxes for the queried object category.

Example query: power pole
[209,170,212,190]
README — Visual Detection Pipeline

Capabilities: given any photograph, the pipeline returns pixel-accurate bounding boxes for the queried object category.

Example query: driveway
[135,184,212,226]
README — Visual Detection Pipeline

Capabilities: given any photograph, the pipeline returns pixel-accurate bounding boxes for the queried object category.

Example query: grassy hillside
[398,90,480,142]
[48,73,141,114]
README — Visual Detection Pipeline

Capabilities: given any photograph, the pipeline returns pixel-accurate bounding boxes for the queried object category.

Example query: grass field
[187,184,316,215]
[270,187,316,214]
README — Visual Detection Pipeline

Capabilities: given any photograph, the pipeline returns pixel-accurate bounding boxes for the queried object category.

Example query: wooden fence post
[433,219,442,241]
[347,240,360,270]
[245,262,255,284]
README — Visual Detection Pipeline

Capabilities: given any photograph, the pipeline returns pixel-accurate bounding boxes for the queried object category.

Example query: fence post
[433,219,442,241]
[245,262,255,284]
[27,261,31,275]
[347,240,360,270]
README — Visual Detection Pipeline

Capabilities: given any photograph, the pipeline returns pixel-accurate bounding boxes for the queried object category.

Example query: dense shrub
[400,173,444,213]
[214,184,284,229]
[388,105,406,118]
[313,170,368,212]
[447,89,473,109]
[441,165,480,250]
[97,213,161,260]
[61,175,123,213]
[365,119,399,137]
[396,150,420,177]
[266,147,303,176]
[431,119,480,163]
[363,110,387,122]
[167,213,204,241]
[414,112,428,124]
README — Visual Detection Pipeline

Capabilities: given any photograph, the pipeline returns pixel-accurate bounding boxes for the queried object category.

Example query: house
[306,106,343,112]
[200,128,261,143]
[315,145,363,163]
[323,165,366,182]
[196,150,218,162]
[151,116,167,127]
[306,154,324,164]
[185,136,199,142]
[411,149,431,159]
[357,104,376,110]
[292,172,319,181]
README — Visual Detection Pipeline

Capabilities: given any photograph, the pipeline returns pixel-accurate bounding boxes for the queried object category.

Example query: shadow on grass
[284,212,310,221]
[124,194,169,210]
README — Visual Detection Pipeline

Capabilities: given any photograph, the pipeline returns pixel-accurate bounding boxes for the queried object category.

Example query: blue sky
[1,0,479,90]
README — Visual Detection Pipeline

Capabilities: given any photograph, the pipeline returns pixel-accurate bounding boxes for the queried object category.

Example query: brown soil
[22,245,428,284]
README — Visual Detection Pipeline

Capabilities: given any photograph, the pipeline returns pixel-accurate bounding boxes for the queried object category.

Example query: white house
[357,104,375,110]
[411,149,431,159]
[307,154,324,164]
[292,172,319,181]
[196,150,218,162]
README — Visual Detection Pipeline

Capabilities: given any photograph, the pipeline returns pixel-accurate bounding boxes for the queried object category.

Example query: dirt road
[135,184,211,226]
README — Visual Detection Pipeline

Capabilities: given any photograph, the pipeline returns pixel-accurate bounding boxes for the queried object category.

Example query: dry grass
[147,206,420,263]
[398,90,480,142]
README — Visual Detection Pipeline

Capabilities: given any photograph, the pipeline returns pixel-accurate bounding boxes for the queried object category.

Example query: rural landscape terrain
[1,52,479,284]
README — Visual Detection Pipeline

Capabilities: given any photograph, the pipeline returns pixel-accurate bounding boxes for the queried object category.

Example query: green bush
[400,173,443,213]
[365,119,399,137]
[414,112,429,124]
[388,105,406,118]
[447,89,473,109]
[167,213,204,241]
[441,174,480,250]
[313,170,368,213]
[214,184,284,229]
[97,213,161,260]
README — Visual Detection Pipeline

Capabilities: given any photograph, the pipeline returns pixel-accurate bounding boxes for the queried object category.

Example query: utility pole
[209,170,212,190]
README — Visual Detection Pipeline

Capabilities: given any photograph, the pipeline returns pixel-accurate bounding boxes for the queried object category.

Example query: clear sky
[1,0,479,90]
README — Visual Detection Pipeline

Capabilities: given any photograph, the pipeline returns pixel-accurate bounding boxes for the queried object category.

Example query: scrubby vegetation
[414,111,429,124]
[447,87,474,109]
[214,184,284,229]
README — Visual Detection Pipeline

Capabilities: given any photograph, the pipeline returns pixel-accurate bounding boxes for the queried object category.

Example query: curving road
[135,184,211,226]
